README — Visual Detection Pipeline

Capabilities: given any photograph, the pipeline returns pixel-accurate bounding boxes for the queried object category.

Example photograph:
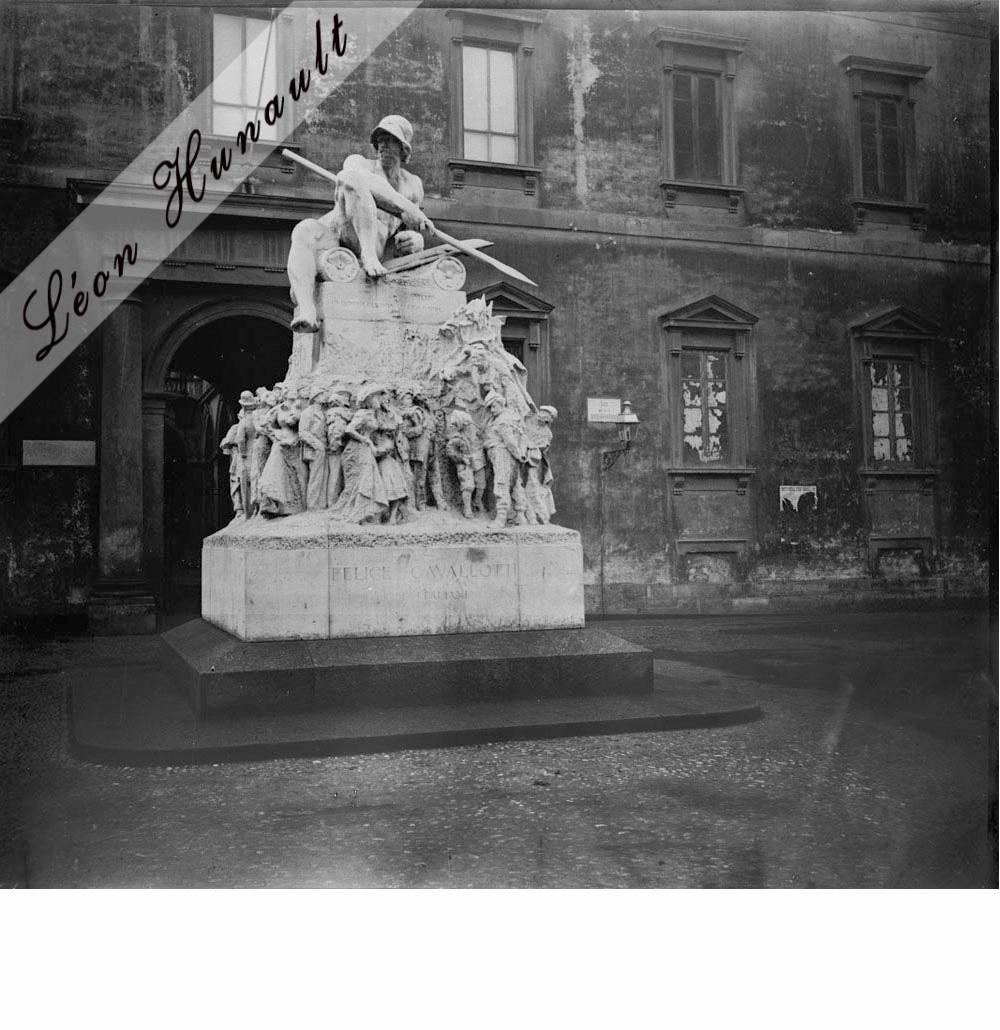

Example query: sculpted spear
[281,148,538,288]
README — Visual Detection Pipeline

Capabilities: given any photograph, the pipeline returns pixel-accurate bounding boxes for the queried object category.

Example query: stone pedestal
[202,511,584,641]
[308,271,467,388]
[183,258,605,728]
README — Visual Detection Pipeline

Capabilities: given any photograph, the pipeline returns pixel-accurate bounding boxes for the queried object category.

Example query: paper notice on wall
[587,398,621,423]
[780,485,818,512]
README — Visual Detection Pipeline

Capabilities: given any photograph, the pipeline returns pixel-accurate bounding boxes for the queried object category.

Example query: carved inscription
[331,558,518,603]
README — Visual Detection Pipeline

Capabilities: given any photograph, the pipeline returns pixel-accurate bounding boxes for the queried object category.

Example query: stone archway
[143,298,292,606]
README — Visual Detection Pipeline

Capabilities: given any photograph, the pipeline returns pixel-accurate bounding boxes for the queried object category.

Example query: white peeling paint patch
[567,15,600,203]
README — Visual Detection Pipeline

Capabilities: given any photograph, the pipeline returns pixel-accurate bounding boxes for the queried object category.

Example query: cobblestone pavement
[1,610,995,888]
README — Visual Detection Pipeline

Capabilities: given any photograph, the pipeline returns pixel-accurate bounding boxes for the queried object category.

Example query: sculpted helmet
[370,115,413,163]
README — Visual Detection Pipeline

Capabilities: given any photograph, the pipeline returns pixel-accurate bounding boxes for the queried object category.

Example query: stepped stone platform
[71,640,762,766]
[202,511,585,641]
[162,618,651,719]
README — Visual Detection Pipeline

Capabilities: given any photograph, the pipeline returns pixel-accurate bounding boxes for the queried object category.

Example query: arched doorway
[152,309,291,611]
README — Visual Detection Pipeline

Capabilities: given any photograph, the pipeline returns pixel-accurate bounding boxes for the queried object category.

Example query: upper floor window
[446,10,543,206]
[673,71,722,183]
[212,12,278,141]
[650,28,747,218]
[859,94,905,201]
[462,44,518,163]
[840,57,930,228]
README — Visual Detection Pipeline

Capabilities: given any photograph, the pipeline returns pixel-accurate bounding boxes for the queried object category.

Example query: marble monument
[202,116,584,641]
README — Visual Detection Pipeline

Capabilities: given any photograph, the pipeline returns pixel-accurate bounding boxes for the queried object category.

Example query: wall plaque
[22,440,96,467]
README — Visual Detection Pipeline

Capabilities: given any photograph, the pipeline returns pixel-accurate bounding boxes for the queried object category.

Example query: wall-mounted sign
[22,440,96,467]
[587,397,621,423]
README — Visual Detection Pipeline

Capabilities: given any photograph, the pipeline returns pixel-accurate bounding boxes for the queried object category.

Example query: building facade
[0,2,993,627]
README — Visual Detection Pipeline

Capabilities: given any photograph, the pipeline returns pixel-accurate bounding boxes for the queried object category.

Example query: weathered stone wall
[0,4,991,618]
[3,7,990,237]
[0,333,100,619]
[458,219,991,603]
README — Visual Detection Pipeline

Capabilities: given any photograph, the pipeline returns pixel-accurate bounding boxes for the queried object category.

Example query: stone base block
[162,618,653,719]
[202,511,585,641]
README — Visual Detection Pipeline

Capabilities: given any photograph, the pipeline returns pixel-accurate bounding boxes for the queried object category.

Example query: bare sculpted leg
[337,175,390,279]
[287,216,339,333]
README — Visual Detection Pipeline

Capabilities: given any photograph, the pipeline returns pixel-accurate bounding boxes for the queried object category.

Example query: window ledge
[861,468,938,495]
[659,179,744,217]
[668,466,757,475]
[447,159,541,206]
[197,136,299,169]
[669,467,757,495]
[851,197,926,230]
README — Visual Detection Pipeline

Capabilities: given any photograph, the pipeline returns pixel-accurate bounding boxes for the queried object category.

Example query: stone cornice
[43,176,992,270]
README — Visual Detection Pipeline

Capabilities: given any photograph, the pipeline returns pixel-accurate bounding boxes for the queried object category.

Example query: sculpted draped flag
[0,2,422,425]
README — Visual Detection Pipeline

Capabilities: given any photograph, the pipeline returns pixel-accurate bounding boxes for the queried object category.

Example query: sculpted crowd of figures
[221,320,558,529]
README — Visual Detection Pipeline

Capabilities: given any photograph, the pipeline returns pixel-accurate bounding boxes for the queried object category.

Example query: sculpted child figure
[451,407,487,513]
[286,115,431,333]
[398,389,431,510]
[445,410,479,519]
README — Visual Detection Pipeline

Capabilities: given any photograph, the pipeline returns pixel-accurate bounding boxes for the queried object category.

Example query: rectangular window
[870,359,914,465]
[859,95,904,200]
[681,350,729,464]
[841,57,929,215]
[462,44,518,164]
[673,72,721,183]
[213,13,278,141]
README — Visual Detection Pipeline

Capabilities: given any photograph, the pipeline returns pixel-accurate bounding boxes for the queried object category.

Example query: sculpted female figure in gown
[368,387,412,525]
[329,406,388,524]
[258,395,307,517]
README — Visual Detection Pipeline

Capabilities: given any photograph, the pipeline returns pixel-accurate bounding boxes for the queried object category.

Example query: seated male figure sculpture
[287,115,431,333]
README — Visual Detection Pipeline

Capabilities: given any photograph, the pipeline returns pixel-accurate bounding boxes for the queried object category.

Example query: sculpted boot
[491,499,509,529]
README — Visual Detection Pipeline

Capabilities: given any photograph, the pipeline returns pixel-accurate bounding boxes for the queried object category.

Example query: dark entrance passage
[161,314,289,612]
